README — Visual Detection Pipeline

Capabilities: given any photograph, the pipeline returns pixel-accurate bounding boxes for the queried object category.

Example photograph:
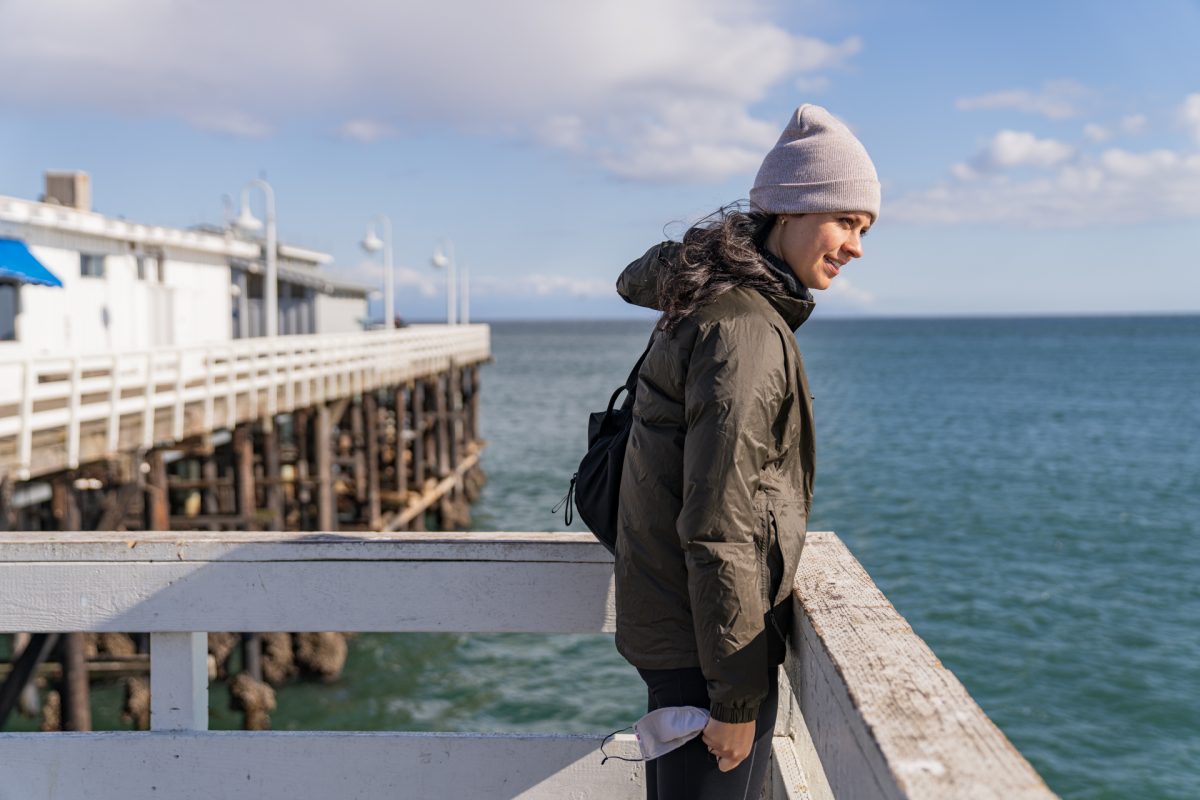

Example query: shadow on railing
[0,530,1055,800]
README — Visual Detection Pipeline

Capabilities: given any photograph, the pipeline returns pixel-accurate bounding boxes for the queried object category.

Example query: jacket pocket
[768,500,808,609]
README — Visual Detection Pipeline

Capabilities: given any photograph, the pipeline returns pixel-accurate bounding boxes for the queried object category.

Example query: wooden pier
[0,530,1056,799]
[0,325,491,733]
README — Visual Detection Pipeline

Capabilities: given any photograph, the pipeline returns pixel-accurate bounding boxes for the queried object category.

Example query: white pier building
[0,171,369,356]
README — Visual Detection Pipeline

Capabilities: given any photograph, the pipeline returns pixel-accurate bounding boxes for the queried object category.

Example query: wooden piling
[394,385,408,503]
[363,392,381,529]
[261,420,284,532]
[233,424,257,531]
[201,455,221,517]
[60,633,91,731]
[435,375,450,480]
[144,451,170,531]
[411,382,426,490]
[241,633,263,682]
[315,402,335,531]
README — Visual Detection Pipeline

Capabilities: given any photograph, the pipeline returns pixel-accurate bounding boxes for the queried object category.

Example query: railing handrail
[0,323,490,367]
[0,530,1056,799]
[0,324,491,480]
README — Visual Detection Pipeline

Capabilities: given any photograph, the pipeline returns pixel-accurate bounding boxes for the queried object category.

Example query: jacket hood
[616,241,815,331]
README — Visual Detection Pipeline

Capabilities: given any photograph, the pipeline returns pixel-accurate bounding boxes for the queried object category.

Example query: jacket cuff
[710,702,760,724]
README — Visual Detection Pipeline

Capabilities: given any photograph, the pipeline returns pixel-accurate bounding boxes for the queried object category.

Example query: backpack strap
[608,332,657,414]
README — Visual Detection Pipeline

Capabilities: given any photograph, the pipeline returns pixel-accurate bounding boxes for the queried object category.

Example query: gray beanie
[750,104,881,222]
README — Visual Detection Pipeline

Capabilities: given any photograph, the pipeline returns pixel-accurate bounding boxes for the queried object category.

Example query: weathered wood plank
[0,530,613,563]
[0,731,643,799]
[0,559,616,634]
[790,532,1055,800]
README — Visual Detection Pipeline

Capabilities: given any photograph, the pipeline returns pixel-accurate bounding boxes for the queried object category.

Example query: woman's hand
[701,717,755,772]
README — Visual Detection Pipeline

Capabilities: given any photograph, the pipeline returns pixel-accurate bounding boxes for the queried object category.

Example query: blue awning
[0,238,63,287]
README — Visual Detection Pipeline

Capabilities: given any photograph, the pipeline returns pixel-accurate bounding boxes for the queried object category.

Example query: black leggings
[636,665,778,800]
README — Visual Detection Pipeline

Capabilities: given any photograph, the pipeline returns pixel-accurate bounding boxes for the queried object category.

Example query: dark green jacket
[613,242,816,723]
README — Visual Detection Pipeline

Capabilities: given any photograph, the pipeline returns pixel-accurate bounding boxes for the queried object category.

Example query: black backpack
[554,334,655,555]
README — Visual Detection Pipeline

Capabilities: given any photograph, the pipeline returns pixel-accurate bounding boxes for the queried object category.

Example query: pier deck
[0,530,1056,799]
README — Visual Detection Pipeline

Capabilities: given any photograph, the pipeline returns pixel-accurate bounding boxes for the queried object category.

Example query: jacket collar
[757,248,815,331]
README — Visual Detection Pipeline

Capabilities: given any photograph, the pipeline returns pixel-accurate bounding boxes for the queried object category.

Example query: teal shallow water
[18,316,1196,799]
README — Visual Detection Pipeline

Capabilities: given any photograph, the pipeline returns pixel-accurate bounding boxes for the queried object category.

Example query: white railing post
[226,347,237,430]
[67,356,82,469]
[172,351,185,440]
[203,348,215,432]
[285,342,296,412]
[142,351,156,449]
[18,356,36,480]
[248,345,259,420]
[267,344,278,418]
[150,632,209,731]
[107,353,122,453]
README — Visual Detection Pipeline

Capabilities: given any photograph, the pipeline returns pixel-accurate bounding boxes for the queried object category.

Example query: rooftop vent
[42,171,91,212]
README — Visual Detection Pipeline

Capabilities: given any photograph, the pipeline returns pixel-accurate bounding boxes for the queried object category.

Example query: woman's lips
[824,257,841,278]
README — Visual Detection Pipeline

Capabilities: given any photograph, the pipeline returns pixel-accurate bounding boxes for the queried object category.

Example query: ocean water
[29,315,1197,799]
[467,316,1200,799]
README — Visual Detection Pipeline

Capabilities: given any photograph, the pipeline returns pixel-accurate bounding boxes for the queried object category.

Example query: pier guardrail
[0,530,1055,800]
[0,325,491,481]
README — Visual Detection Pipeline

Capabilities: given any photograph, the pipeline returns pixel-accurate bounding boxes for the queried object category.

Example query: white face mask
[601,705,711,763]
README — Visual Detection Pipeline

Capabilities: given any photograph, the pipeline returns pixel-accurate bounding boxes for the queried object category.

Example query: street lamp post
[431,240,457,325]
[236,179,277,338]
[461,266,470,325]
[361,215,394,329]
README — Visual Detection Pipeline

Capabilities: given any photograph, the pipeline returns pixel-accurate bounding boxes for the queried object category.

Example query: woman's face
[770,212,871,291]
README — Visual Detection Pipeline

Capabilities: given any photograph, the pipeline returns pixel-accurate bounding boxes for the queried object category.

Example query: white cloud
[1084,114,1147,143]
[794,75,831,93]
[970,130,1074,171]
[892,93,1200,226]
[339,119,397,143]
[955,79,1090,120]
[1120,113,1147,135]
[892,147,1200,227]
[333,260,440,297]
[394,267,441,298]
[1181,94,1200,145]
[0,0,859,184]
[473,273,613,299]
[823,275,875,307]
[184,110,273,139]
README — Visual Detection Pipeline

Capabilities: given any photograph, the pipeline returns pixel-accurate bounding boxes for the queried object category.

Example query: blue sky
[1,0,1197,320]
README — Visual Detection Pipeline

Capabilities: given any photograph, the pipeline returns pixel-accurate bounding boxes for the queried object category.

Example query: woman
[613,104,879,799]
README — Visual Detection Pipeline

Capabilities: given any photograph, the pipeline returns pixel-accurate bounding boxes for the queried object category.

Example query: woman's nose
[842,232,863,259]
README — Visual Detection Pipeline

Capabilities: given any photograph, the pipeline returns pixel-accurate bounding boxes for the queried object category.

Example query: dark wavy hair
[656,204,783,333]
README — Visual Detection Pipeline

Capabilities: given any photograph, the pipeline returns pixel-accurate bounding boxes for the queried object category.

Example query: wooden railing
[0,325,490,481]
[0,531,1055,800]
